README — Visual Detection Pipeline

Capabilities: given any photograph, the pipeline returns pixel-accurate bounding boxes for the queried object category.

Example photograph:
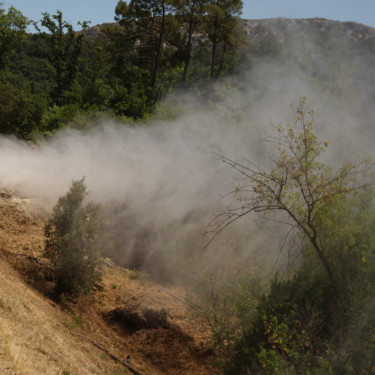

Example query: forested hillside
[1,1,375,374]
[1,0,374,139]
[1,0,247,137]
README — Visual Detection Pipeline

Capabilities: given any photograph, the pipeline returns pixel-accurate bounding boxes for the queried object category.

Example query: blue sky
[4,0,375,31]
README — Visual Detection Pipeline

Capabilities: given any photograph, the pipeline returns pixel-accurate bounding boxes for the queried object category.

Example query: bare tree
[209,98,373,284]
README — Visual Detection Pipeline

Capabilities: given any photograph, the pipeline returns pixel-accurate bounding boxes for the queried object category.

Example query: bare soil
[0,189,219,375]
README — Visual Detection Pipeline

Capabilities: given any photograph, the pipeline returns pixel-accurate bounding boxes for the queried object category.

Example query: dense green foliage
[39,11,88,107]
[215,103,375,374]
[0,3,374,139]
[0,1,251,137]
[0,1,255,136]
[44,178,103,296]
[0,3,28,69]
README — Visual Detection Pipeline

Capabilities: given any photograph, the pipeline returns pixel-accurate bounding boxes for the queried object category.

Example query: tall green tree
[0,4,44,137]
[202,0,243,79]
[0,79,33,135]
[176,0,205,82]
[0,3,28,70]
[114,0,183,97]
[39,11,88,106]
[100,23,150,118]
[79,35,115,110]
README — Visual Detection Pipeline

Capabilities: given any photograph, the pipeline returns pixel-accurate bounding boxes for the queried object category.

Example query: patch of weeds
[112,367,126,375]
[63,320,76,330]
[112,284,117,289]
[62,370,71,375]
[63,315,84,330]
[0,299,11,312]
[116,295,121,302]
[100,353,108,360]
[73,314,84,328]
[130,270,138,280]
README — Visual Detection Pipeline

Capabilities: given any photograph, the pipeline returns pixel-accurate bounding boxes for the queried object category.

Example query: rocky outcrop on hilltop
[84,17,375,46]
[241,17,375,43]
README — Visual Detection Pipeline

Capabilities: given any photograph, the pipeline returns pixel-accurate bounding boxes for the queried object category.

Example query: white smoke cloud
[0,23,373,279]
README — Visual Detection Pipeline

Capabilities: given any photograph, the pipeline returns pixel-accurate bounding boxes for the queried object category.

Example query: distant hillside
[242,18,375,43]
[83,17,375,44]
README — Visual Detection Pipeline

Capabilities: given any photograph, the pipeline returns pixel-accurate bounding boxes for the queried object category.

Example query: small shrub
[44,177,103,297]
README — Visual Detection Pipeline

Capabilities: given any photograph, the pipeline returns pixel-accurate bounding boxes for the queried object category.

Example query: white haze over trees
[0,24,373,280]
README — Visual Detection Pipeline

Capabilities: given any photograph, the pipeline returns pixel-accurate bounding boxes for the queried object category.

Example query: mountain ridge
[82,17,375,43]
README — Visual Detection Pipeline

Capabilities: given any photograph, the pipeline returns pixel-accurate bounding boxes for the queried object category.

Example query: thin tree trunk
[210,33,217,79]
[215,38,227,79]
[308,233,336,285]
[182,15,194,82]
[151,3,166,89]
[150,16,155,87]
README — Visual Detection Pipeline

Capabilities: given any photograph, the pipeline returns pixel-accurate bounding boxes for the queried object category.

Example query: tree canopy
[211,97,373,284]
[0,3,28,69]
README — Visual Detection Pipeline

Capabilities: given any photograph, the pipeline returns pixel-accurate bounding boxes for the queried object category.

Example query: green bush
[0,77,44,137]
[40,104,81,132]
[44,178,103,296]
[224,254,375,374]
[223,191,375,374]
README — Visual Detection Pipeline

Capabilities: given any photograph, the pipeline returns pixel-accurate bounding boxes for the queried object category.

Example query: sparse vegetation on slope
[0,189,218,374]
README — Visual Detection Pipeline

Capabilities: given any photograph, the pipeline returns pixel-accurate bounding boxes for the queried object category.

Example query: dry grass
[0,189,218,375]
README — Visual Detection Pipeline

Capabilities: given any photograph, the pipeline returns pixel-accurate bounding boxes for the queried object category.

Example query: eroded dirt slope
[0,189,218,375]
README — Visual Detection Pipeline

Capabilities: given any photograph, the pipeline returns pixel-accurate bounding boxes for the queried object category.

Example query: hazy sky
[4,0,375,30]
